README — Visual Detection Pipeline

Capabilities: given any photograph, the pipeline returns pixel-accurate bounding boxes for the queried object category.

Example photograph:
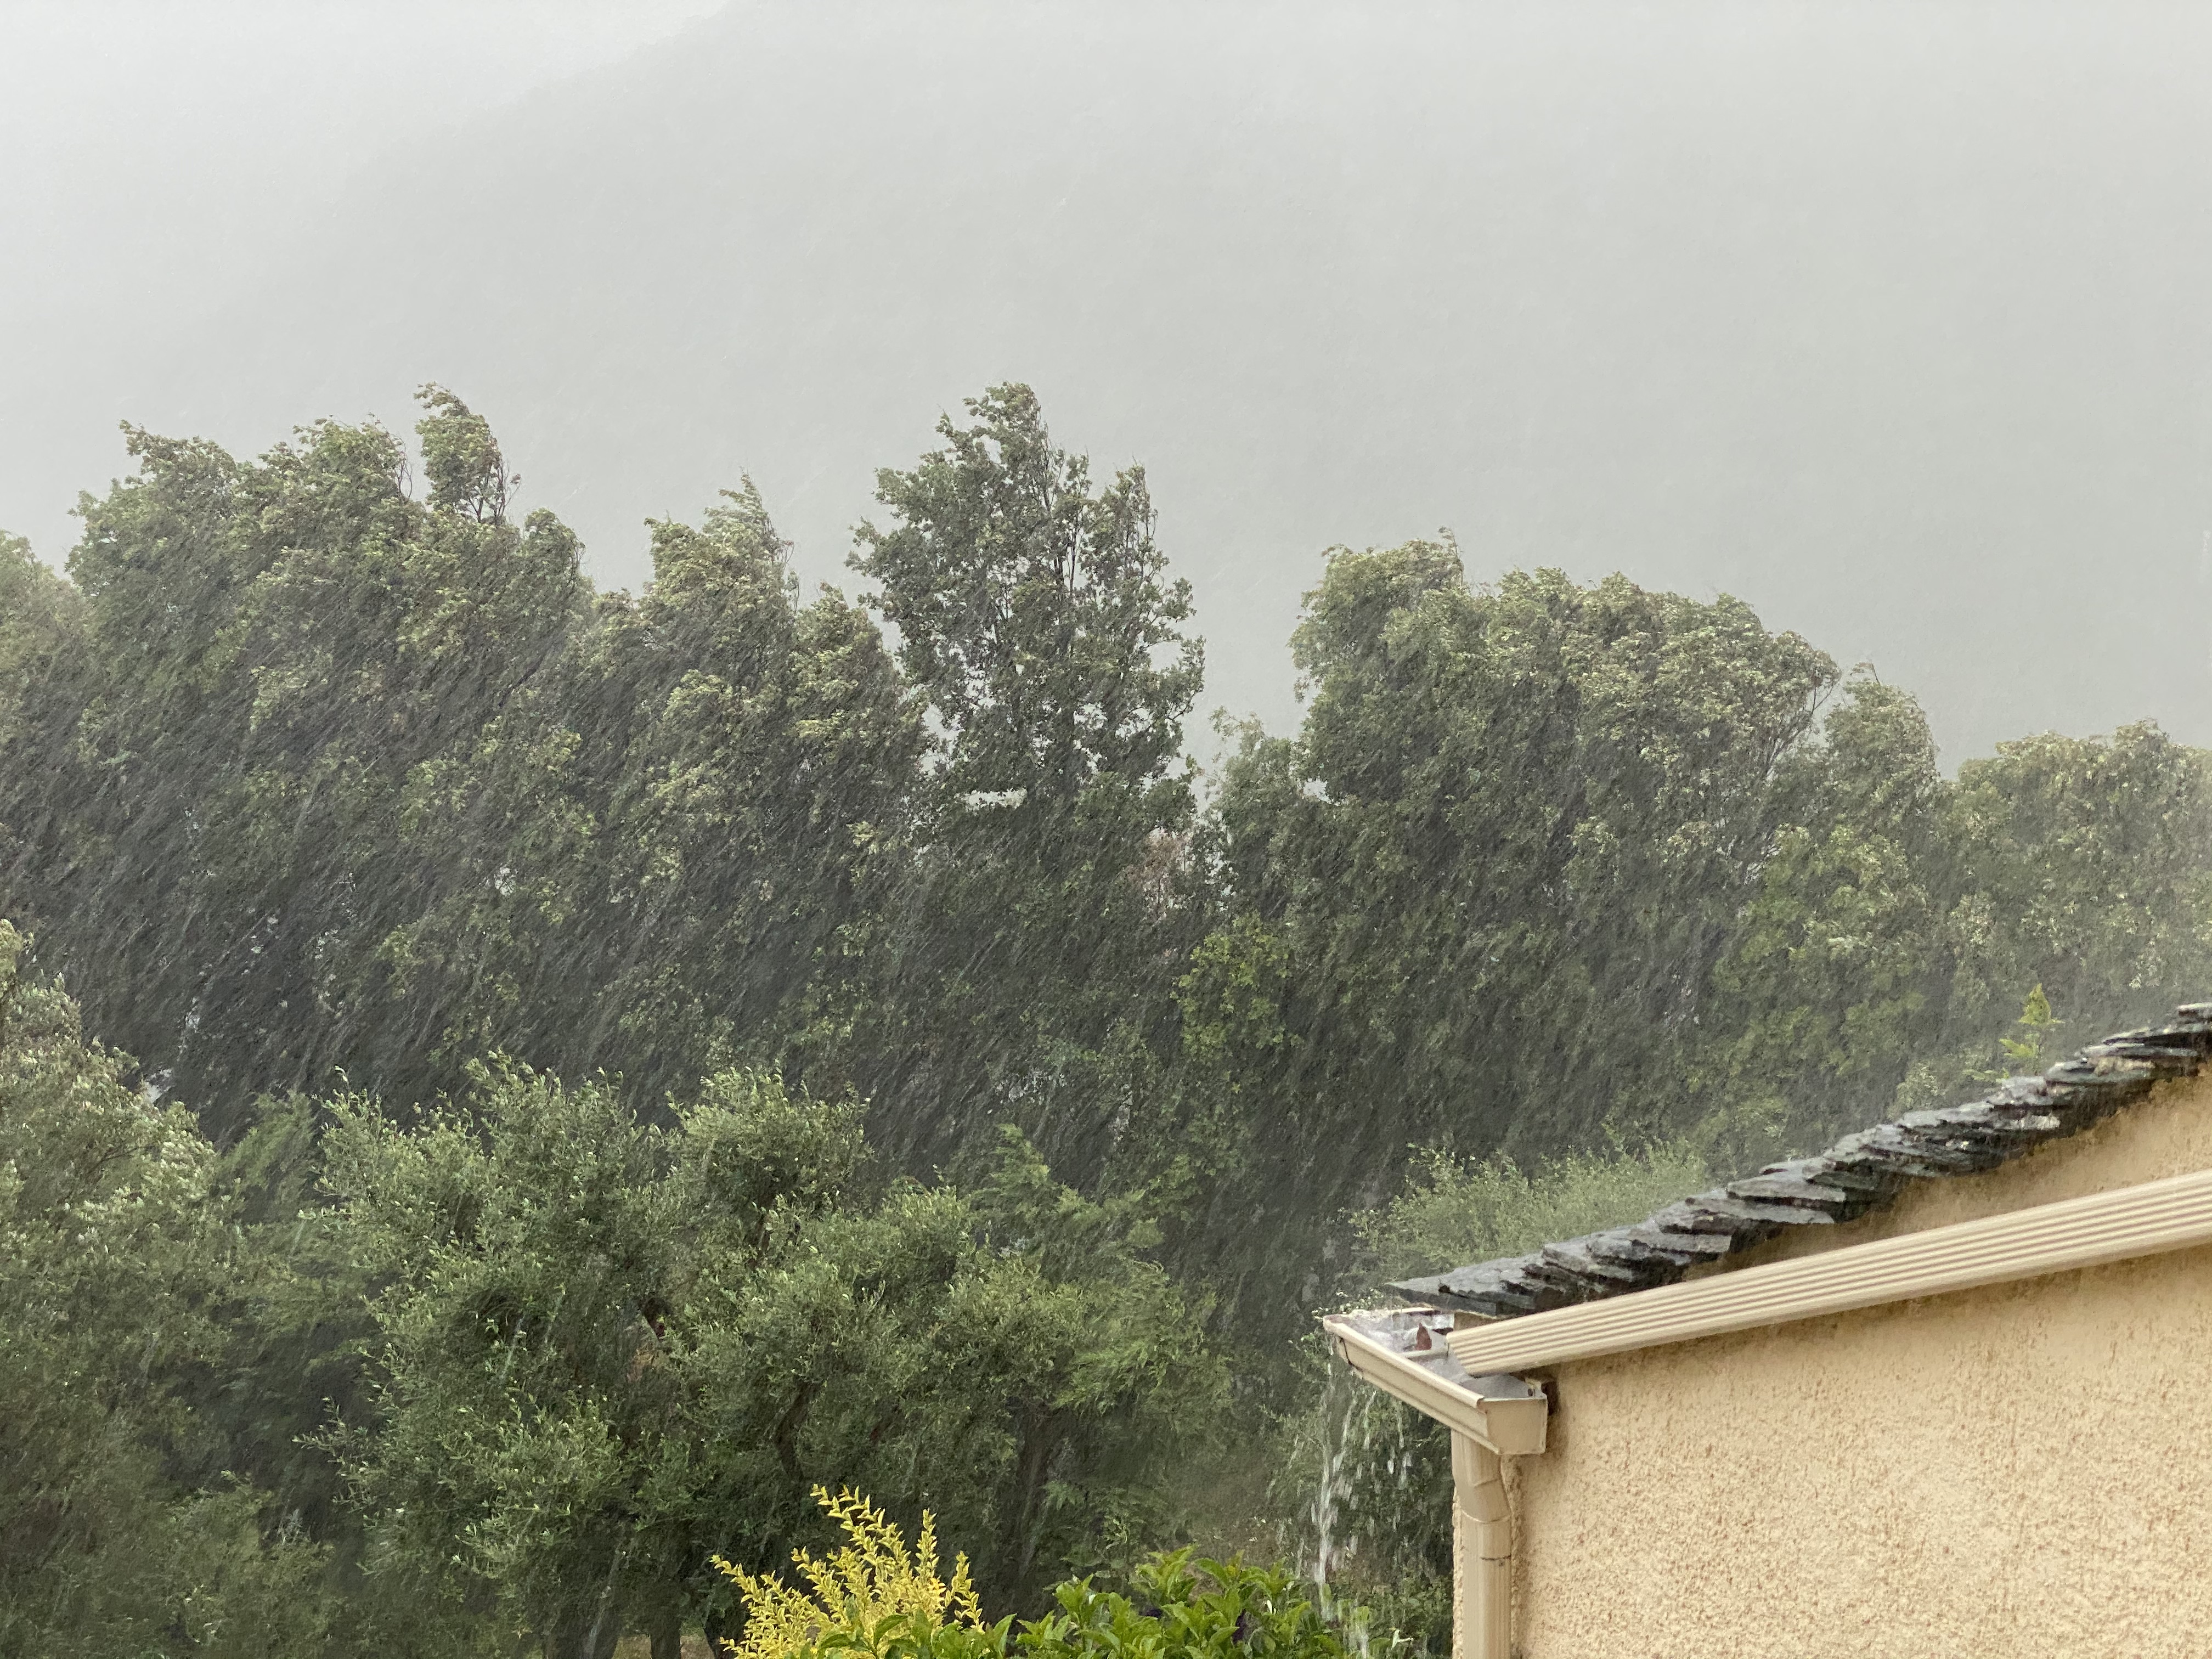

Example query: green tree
[1942,721,2212,1040]
[855,385,1199,811]
[0,533,86,954]
[940,1128,1229,1596]
[324,1060,1224,1657]
[376,480,922,1109]
[844,385,1206,1188]
[0,531,78,756]
[0,922,335,1658]
[0,400,589,1130]
[1199,551,1838,1345]
[1692,672,1951,1144]
[0,398,922,1130]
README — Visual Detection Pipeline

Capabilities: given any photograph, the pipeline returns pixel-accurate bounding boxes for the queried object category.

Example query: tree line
[4,384,2210,1656]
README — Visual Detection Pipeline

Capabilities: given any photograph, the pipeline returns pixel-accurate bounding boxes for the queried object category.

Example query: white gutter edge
[1324,1316,1549,1455]
[1448,1161,2212,1376]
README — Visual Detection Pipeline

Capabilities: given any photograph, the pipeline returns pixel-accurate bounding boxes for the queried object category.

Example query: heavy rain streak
[3,4,2210,1657]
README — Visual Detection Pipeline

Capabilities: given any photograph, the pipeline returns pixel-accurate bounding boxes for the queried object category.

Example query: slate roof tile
[1385,1004,2212,1318]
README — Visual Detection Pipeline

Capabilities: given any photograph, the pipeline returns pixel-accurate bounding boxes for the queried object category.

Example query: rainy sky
[7,0,2211,759]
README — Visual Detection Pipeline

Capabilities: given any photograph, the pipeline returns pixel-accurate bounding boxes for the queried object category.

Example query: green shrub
[719,1491,1347,1659]
[1018,1551,1345,1659]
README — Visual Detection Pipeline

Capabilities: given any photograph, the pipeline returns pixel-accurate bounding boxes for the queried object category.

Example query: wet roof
[1387,1004,2212,1321]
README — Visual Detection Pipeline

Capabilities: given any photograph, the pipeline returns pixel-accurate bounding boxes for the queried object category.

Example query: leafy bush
[1022,1550,1345,1659]
[718,1490,1347,1659]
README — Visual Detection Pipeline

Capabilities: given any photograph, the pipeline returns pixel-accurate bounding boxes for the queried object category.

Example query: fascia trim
[1446,1163,2212,1374]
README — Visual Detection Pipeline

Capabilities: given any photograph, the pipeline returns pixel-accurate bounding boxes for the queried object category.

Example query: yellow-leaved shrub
[714,1488,991,1659]
[713,1487,1351,1659]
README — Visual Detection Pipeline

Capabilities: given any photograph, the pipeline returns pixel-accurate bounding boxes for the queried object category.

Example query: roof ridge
[1385,1003,2212,1319]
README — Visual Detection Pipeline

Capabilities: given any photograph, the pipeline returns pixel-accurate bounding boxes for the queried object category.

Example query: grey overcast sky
[5,1,2211,760]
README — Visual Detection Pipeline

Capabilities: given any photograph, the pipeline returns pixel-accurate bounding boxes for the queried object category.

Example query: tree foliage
[843,386,1206,1186]
[0,922,341,1658]
[1186,543,2212,1341]
[323,1062,1221,1657]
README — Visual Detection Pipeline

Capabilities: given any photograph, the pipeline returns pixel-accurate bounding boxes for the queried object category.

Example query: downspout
[1452,1432,1512,1659]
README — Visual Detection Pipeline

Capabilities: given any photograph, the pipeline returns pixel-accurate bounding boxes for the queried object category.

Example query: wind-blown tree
[844,383,1207,1186]
[0,397,922,1127]
[1691,704,2212,1128]
[0,399,589,1132]
[1194,545,2212,1348]
[1690,670,1953,1144]
[0,534,83,962]
[373,480,922,1109]
[1943,721,2212,1032]
[1233,553,1836,1131]
[1193,550,1878,1340]
[0,531,77,755]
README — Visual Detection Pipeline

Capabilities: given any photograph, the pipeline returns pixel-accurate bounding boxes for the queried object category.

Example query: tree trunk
[546,1584,624,1659]
[1008,1408,1060,1597]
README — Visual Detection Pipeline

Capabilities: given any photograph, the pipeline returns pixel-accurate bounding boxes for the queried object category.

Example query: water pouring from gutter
[1321,1306,1549,1659]
[1300,1362,1389,1659]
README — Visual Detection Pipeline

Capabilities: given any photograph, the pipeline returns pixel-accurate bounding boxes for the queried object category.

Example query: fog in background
[7,0,2210,759]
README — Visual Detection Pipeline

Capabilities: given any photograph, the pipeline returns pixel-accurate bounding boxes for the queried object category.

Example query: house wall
[1511,1069,2212,1658]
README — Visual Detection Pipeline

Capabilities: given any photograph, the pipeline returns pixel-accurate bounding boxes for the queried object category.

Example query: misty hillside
[11,2,2211,755]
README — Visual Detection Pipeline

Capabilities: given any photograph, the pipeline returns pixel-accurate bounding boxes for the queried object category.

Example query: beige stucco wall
[1511,1069,2212,1658]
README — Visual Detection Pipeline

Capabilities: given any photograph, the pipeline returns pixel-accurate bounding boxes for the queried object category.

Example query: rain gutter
[1325,1309,1549,1454]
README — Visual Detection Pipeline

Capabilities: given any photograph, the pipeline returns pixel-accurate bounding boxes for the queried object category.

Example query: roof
[1386,1003,2212,1321]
